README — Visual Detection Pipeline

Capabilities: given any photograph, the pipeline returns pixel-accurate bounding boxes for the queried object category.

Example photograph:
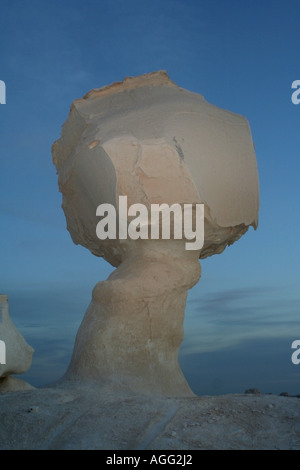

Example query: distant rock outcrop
[0,294,34,392]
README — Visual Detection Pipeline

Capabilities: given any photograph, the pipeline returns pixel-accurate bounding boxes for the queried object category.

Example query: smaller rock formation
[0,294,34,392]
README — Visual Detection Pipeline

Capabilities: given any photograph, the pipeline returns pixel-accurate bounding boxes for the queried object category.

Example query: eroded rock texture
[0,295,34,392]
[52,71,259,395]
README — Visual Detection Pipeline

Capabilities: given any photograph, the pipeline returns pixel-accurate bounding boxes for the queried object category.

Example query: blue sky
[1,0,300,395]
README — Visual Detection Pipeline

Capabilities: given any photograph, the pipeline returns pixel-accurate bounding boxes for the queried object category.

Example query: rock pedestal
[64,242,200,395]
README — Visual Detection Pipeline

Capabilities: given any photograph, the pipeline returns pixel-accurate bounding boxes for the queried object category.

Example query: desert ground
[0,382,299,450]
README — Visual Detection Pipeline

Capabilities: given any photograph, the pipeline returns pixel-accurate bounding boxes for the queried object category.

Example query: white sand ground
[0,382,299,450]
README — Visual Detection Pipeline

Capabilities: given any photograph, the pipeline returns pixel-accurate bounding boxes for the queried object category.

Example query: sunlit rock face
[52,71,259,396]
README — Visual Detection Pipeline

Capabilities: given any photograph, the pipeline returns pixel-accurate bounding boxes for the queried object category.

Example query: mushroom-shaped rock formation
[0,295,34,392]
[52,71,259,396]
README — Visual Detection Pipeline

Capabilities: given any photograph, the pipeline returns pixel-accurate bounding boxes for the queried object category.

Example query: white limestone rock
[0,376,35,393]
[52,72,259,396]
[0,295,34,390]
[52,71,259,265]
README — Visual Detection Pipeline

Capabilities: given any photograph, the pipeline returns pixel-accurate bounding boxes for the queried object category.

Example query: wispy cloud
[182,285,300,355]
[179,336,300,396]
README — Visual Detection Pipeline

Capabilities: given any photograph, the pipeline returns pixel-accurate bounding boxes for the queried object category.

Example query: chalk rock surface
[52,70,259,264]
[52,72,259,396]
[0,384,299,450]
[0,295,34,391]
